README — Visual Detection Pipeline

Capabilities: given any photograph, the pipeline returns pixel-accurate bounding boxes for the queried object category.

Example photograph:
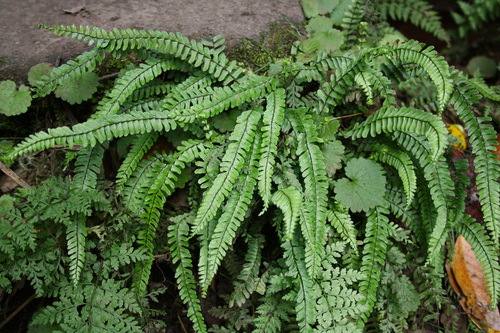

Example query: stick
[0,161,31,189]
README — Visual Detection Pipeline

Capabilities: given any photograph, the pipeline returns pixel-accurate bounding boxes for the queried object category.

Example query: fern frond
[286,109,328,278]
[169,214,207,333]
[378,0,450,42]
[121,155,162,212]
[200,132,260,294]
[94,57,188,117]
[191,109,261,235]
[326,202,358,253]
[458,216,500,306]
[272,186,302,241]
[39,24,244,84]
[391,40,452,112]
[283,240,315,333]
[11,111,177,157]
[341,0,368,48]
[230,234,264,308]
[71,143,105,192]
[33,47,105,98]
[66,214,87,287]
[450,71,500,242]
[348,106,448,161]
[135,140,206,294]
[384,181,424,245]
[258,88,285,212]
[469,75,500,102]
[369,143,417,206]
[392,132,454,266]
[116,132,159,194]
[175,76,276,123]
[357,206,389,326]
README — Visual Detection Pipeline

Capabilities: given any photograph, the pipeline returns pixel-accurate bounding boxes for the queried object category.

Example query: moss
[226,20,304,73]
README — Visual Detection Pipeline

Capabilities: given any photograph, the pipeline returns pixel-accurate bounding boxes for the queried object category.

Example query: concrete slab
[0,0,304,82]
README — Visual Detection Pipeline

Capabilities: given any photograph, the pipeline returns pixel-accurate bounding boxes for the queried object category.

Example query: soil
[0,0,304,83]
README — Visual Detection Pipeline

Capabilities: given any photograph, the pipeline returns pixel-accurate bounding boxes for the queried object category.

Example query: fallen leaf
[446,123,467,150]
[493,133,500,161]
[447,235,500,332]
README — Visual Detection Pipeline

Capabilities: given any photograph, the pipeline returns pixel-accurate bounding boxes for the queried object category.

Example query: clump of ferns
[9,17,500,332]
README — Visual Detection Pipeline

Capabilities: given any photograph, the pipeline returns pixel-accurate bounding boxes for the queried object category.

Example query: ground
[0,0,304,82]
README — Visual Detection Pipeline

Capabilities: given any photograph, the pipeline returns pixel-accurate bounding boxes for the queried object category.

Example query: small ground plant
[1,0,500,332]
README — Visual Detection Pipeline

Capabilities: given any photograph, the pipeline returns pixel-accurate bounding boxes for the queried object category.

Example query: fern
[169,214,207,333]
[377,0,450,43]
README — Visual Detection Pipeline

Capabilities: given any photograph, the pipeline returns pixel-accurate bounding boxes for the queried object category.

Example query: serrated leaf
[299,0,319,19]
[318,119,339,140]
[314,28,344,53]
[55,72,99,104]
[212,109,239,133]
[333,158,386,212]
[0,80,32,116]
[318,0,339,15]
[330,0,354,26]
[322,140,344,177]
[28,63,52,86]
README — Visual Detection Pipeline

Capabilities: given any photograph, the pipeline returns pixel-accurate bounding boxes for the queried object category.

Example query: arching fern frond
[357,206,389,326]
[368,143,416,207]
[39,24,244,84]
[286,109,328,278]
[191,110,261,235]
[135,140,206,294]
[71,143,105,192]
[392,132,454,266]
[230,234,265,308]
[200,132,260,295]
[175,76,276,123]
[258,88,285,212]
[377,0,450,43]
[450,70,500,242]
[458,216,500,306]
[94,57,189,117]
[66,214,87,287]
[390,40,452,112]
[327,202,358,254]
[116,132,159,194]
[347,106,448,161]
[272,186,302,241]
[11,111,177,157]
[168,214,207,333]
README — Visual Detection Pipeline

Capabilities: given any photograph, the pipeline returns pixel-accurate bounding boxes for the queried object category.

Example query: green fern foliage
[7,10,500,330]
[169,214,207,333]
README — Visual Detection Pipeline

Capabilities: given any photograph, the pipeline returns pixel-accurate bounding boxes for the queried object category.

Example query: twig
[0,294,36,330]
[0,161,31,189]
[99,72,120,81]
[178,311,188,333]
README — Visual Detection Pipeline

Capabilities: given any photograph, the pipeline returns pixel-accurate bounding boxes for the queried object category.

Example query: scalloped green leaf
[28,63,52,86]
[212,109,239,133]
[333,158,386,212]
[0,81,32,116]
[322,140,344,177]
[55,72,99,104]
[467,56,497,78]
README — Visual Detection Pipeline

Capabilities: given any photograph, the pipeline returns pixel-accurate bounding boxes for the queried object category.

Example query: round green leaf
[55,72,99,104]
[333,158,386,212]
[28,63,52,86]
[0,80,32,116]
[466,56,497,78]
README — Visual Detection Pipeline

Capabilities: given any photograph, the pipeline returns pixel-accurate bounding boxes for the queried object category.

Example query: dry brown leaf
[447,235,500,332]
